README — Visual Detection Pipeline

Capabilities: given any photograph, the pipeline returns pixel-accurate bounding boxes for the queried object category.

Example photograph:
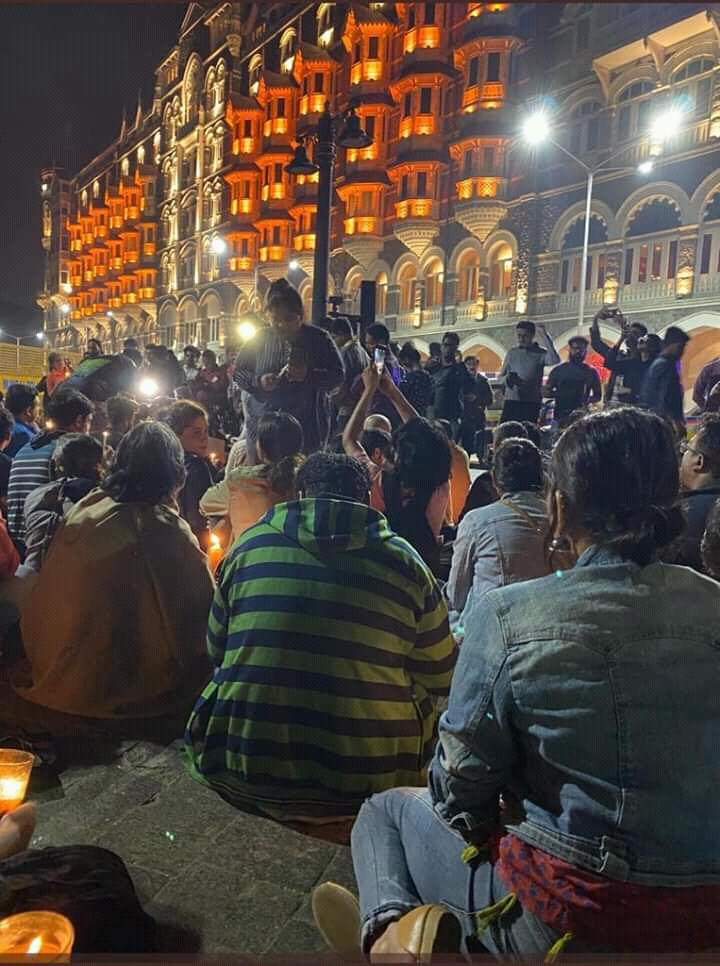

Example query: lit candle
[102,431,109,460]
[0,911,74,961]
[207,532,224,574]
[0,750,33,815]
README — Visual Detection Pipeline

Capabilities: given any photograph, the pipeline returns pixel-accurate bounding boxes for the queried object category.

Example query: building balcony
[261,183,288,203]
[399,115,437,139]
[123,252,140,267]
[404,25,441,55]
[259,245,288,264]
[344,215,381,237]
[138,287,156,302]
[555,288,605,315]
[620,278,677,305]
[232,136,257,155]
[456,176,505,201]
[395,199,438,220]
[486,296,514,319]
[350,59,384,86]
[229,256,254,273]
[298,92,328,117]
[293,234,316,253]
[124,206,140,222]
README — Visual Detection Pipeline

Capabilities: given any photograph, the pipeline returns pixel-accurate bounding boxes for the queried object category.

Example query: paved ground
[29,737,355,956]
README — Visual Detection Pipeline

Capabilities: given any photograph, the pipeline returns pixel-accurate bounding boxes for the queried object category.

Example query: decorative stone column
[602,243,624,306]
[676,230,698,298]
[444,271,458,327]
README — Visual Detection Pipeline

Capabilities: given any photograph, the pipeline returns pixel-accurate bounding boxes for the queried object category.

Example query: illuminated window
[398,263,417,311]
[487,52,501,83]
[488,242,513,297]
[424,257,444,307]
[468,56,479,87]
[458,250,480,302]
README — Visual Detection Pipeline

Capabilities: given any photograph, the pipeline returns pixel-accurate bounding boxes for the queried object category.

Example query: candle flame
[27,936,42,955]
[210,533,221,549]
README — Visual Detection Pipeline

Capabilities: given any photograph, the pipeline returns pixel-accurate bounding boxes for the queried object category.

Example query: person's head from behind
[123,346,143,368]
[393,418,452,499]
[522,421,542,449]
[680,415,720,491]
[267,278,304,338]
[663,326,690,361]
[85,338,102,359]
[296,452,370,504]
[365,323,390,355]
[0,406,13,452]
[52,433,103,484]
[106,394,138,436]
[700,500,720,579]
[638,333,662,363]
[398,341,421,371]
[257,411,304,465]
[165,400,209,458]
[6,384,37,425]
[48,352,64,373]
[123,338,139,353]
[48,388,94,434]
[568,336,588,364]
[516,319,536,349]
[465,355,478,376]
[441,331,459,365]
[183,345,200,367]
[626,321,648,351]
[492,438,544,497]
[364,413,392,434]
[549,408,683,566]
[104,422,186,506]
[494,421,528,450]
[360,428,392,467]
[429,342,441,362]
[202,349,217,369]
[329,316,354,349]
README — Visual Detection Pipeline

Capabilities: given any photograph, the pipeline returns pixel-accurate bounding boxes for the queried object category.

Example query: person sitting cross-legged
[16,422,213,721]
[184,452,457,822]
[313,407,720,961]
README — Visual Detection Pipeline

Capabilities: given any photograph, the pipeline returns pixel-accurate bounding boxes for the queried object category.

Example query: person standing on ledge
[499,320,560,424]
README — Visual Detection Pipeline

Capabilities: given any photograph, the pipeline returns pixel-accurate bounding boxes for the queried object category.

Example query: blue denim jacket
[430,546,720,886]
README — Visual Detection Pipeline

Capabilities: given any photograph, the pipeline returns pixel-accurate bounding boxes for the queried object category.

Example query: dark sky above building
[0,3,183,335]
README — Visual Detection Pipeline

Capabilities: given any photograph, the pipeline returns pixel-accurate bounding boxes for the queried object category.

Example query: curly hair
[266,278,303,318]
[296,452,370,503]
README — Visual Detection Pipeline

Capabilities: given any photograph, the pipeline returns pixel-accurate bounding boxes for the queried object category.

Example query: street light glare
[522,112,550,146]
[649,106,684,143]
[638,160,654,175]
[35,332,44,341]
[210,237,227,255]
[237,320,257,342]
[139,377,159,398]
[288,259,300,271]
[60,303,71,315]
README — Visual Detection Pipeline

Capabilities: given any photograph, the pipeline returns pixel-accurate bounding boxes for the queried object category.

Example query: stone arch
[233,291,252,318]
[549,199,617,250]
[298,278,313,319]
[391,251,419,285]
[689,171,720,224]
[448,236,483,275]
[560,82,606,115]
[183,54,203,125]
[607,65,658,103]
[615,182,690,237]
[419,245,446,274]
[459,332,507,364]
[660,42,718,87]
[483,228,518,263]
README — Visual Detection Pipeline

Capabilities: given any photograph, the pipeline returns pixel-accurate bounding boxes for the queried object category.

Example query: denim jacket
[430,546,720,886]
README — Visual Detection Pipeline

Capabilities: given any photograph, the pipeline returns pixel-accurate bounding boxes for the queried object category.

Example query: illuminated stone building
[42,2,720,390]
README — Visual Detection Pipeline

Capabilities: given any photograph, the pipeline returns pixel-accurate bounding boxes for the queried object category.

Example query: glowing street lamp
[521,103,684,331]
[237,319,257,342]
[210,236,228,256]
[288,259,300,271]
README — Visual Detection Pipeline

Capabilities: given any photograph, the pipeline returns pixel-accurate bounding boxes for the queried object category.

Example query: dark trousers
[500,400,541,425]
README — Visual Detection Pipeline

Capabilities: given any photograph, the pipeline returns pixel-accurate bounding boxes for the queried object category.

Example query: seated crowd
[0,278,718,959]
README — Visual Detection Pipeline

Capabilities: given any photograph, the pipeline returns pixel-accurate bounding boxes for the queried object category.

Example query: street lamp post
[286,104,373,325]
[522,106,684,333]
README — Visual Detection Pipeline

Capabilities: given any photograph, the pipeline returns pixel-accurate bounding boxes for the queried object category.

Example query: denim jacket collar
[575,544,632,569]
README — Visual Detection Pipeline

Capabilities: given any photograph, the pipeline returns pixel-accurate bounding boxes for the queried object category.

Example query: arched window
[185,62,200,126]
[697,192,720,282]
[672,57,713,119]
[568,100,602,155]
[488,242,513,297]
[121,157,130,177]
[346,273,362,314]
[249,54,262,95]
[375,271,388,317]
[398,263,417,312]
[616,80,654,142]
[280,28,297,73]
[622,198,681,287]
[317,3,333,46]
[457,249,481,303]
[424,257,444,308]
[137,145,145,165]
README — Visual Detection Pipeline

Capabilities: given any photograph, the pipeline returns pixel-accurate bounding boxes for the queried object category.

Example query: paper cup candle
[0,911,75,961]
[0,750,34,814]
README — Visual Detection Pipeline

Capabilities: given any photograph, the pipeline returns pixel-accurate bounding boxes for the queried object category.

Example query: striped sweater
[7,432,64,546]
[184,498,457,815]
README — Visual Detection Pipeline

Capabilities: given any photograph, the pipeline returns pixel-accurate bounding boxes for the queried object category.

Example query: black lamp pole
[286,102,372,326]
[311,106,336,327]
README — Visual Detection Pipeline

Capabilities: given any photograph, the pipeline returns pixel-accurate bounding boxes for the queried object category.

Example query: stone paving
[29,737,356,956]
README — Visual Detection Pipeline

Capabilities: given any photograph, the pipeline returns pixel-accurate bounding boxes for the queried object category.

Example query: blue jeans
[351,788,562,959]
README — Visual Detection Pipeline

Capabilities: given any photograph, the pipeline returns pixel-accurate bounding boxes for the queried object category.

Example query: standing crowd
[0,277,718,958]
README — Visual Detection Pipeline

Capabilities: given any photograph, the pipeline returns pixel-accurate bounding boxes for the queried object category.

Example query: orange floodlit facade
[42,0,720,388]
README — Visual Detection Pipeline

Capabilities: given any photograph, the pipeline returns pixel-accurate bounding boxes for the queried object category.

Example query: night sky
[0,3,183,335]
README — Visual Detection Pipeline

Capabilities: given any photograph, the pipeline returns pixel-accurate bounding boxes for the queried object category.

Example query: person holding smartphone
[499,320,560,424]
[590,308,648,405]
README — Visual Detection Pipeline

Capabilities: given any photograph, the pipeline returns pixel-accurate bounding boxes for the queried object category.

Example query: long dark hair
[104,422,186,505]
[257,411,304,495]
[549,408,684,566]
